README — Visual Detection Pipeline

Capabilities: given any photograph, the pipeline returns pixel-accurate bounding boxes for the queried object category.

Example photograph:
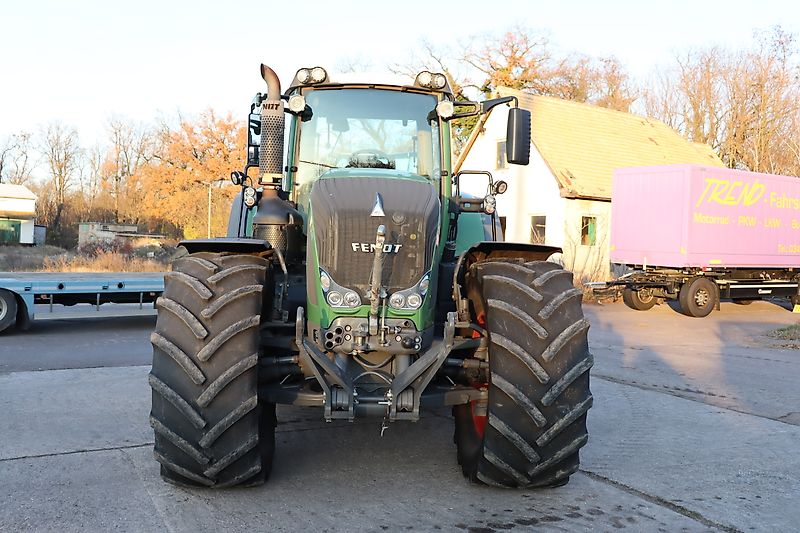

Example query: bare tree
[0,132,35,185]
[104,117,153,223]
[644,26,800,175]
[40,122,82,230]
[0,136,12,184]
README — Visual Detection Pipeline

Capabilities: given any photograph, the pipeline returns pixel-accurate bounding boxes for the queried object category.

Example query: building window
[0,219,21,244]
[530,215,546,244]
[581,216,597,246]
[496,141,507,169]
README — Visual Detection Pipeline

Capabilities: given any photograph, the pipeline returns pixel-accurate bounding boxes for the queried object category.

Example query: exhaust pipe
[259,64,284,186]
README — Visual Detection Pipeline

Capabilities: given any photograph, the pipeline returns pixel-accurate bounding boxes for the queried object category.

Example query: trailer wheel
[150,252,274,488]
[679,277,717,318]
[622,288,656,311]
[0,289,18,333]
[455,260,593,488]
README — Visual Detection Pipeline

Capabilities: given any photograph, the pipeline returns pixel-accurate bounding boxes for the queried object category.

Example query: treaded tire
[622,287,656,311]
[679,277,716,318]
[455,260,593,488]
[150,252,274,488]
[0,289,17,333]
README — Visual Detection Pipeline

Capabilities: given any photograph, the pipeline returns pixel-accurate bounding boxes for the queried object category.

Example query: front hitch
[294,307,458,422]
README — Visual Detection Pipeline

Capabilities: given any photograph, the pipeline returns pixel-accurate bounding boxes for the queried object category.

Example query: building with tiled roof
[0,184,37,245]
[457,87,724,281]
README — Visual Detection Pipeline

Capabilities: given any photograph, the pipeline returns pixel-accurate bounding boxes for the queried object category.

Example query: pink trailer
[602,164,800,317]
[611,164,800,269]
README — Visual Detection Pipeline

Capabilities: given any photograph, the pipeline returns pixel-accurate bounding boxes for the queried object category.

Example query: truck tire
[150,252,274,488]
[622,287,656,311]
[0,289,18,333]
[679,277,716,318]
[731,299,754,305]
[455,260,593,488]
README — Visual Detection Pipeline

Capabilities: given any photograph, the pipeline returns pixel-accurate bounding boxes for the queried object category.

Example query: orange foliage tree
[139,110,245,239]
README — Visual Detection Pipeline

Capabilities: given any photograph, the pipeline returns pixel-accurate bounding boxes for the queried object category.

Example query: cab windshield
[293,88,441,212]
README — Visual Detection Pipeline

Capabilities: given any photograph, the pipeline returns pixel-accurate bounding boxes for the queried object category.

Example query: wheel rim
[694,289,710,307]
[638,290,654,303]
[0,297,7,321]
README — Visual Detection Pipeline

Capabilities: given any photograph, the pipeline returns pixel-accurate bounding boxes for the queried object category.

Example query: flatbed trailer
[0,272,165,333]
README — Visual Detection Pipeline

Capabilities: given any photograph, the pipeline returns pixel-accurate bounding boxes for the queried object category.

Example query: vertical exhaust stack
[259,64,284,186]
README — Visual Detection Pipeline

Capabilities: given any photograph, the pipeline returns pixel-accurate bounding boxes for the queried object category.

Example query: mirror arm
[480,96,518,114]
[453,98,521,174]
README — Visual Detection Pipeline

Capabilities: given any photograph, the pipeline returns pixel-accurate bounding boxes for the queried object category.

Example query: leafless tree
[104,117,153,223]
[40,122,82,229]
[644,26,800,175]
[0,132,35,185]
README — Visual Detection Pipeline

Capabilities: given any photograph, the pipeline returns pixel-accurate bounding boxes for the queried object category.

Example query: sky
[1,0,799,148]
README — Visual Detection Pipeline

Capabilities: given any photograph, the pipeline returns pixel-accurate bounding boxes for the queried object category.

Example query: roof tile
[498,88,724,199]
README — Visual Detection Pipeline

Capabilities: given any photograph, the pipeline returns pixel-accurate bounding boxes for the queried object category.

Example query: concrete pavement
[2,364,798,531]
[2,299,799,531]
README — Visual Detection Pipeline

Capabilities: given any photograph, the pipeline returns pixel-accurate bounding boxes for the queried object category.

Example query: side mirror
[247,112,260,167]
[506,107,531,166]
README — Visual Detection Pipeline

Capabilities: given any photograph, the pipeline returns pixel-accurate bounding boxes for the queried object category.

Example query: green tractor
[149,64,593,489]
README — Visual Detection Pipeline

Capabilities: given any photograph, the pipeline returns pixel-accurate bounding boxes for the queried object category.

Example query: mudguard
[179,237,272,255]
[451,241,562,303]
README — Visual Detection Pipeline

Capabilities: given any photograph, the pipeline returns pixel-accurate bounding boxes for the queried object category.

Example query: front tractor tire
[455,260,593,488]
[150,252,274,488]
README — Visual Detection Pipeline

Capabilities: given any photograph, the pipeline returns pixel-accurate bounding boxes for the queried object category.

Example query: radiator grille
[310,177,440,295]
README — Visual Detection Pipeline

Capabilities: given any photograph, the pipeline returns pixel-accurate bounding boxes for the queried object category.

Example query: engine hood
[309,174,440,296]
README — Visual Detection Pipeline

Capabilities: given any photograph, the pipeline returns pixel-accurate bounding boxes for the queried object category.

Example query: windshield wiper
[299,160,337,169]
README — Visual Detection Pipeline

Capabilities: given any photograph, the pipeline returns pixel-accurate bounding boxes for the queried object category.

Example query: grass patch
[1,244,172,272]
[767,323,800,341]
[42,251,166,272]
[0,245,69,271]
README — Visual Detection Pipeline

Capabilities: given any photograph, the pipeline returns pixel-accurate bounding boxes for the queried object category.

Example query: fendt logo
[351,243,403,253]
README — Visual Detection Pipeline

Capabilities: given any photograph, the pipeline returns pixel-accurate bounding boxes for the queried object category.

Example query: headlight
[310,67,327,83]
[243,186,257,208]
[415,71,448,90]
[436,101,454,119]
[389,293,406,309]
[419,274,430,295]
[327,291,343,306]
[295,67,327,85]
[484,194,496,214]
[320,270,331,292]
[296,68,311,84]
[321,271,360,308]
[344,291,361,307]
[288,94,306,113]
[406,293,423,309]
[416,71,432,87]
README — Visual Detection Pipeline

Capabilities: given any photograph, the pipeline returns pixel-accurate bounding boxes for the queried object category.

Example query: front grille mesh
[311,177,440,295]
